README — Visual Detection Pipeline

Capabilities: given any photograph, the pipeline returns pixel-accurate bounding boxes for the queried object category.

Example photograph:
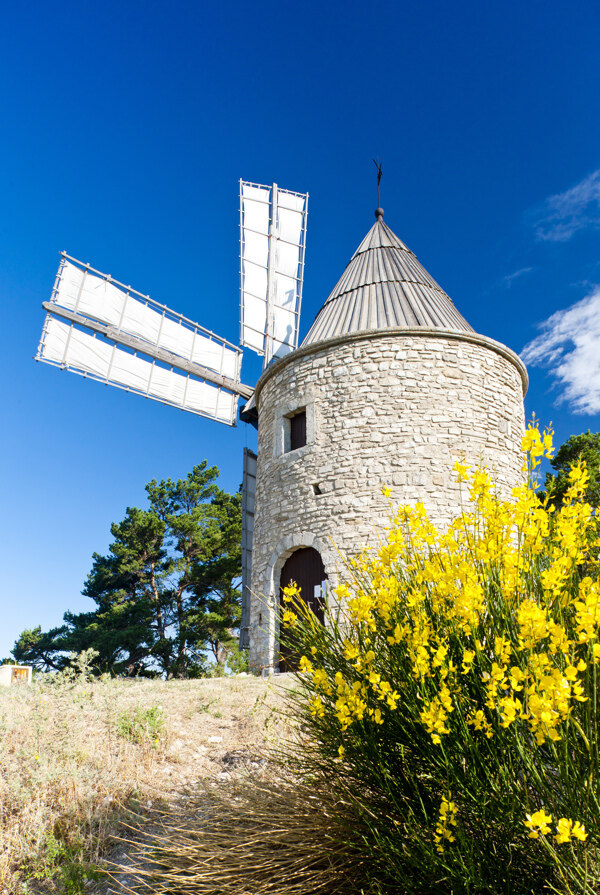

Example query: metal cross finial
[372,157,384,219]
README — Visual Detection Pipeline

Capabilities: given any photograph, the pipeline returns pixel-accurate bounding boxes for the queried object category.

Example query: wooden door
[279,547,327,672]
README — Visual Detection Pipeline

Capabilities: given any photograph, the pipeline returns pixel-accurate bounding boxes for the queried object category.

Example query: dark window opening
[289,409,307,451]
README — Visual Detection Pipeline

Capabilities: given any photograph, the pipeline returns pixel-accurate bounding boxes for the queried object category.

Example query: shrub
[115,705,165,745]
[22,830,100,894]
[286,424,600,894]
[226,644,250,675]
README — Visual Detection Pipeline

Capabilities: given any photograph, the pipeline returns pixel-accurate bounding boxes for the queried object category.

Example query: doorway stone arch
[259,532,339,673]
[278,546,327,672]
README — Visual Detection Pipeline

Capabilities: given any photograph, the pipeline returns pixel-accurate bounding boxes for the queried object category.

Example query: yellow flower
[312,667,329,690]
[555,818,572,844]
[334,583,350,601]
[524,809,552,839]
[509,666,526,691]
[517,600,549,650]
[420,693,451,744]
[467,710,493,738]
[343,640,359,661]
[555,818,587,844]
[387,623,405,645]
[453,459,471,482]
[386,689,400,711]
[282,582,300,602]
[302,419,599,821]
[461,649,475,675]
[499,696,522,728]
[434,794,458,853]
[281,609,298,628]
[298,655,313,674]
[309,695,325,717]
[522,423,553,469]
[432,643,448,667]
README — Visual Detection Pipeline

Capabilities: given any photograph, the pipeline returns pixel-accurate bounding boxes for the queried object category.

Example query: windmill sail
[239,181,308,367]
[36,254,250,426]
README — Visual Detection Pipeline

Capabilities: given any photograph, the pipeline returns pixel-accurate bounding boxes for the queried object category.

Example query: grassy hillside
[0,671,291,894]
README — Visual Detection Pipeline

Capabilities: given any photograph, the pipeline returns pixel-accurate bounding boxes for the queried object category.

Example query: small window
[275,400,314,457]
[289,410,307,451]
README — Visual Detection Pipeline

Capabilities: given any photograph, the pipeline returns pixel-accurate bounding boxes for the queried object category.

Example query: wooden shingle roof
[301,213,474,346]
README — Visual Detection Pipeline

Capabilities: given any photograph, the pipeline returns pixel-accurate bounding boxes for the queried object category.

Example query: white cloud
[532,170,600,242]
[521,287,600,414]
[501,267,534,288]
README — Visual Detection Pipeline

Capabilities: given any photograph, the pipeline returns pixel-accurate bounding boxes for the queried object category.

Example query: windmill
[35,179,309,652]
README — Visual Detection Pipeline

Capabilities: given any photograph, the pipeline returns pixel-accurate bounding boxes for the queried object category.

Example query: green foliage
[68,647,100,679]
[225,644,250,675]
[189,488,243,666]
[545,430,600,508]
[13,461,243,679]
[287,431,600,894]
[115,704,165,745]
[79,504,170,674]
[12,625,69,672]
[23,829,100,894]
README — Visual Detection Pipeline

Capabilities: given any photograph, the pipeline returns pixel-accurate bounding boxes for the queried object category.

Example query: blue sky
[1,0,600,658]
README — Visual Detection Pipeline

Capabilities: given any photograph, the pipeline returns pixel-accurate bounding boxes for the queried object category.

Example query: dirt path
[94,674,295,894]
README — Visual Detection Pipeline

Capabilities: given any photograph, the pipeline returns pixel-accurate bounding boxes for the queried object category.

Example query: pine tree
[12,462,242,677]
[544,430,600,508]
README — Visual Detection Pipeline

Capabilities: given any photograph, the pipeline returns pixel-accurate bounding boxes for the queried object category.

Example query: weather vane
[372,157,383,218]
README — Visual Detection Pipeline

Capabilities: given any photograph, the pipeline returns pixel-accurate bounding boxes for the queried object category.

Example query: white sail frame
[239,180,308,367]
[50,254,242,380]
[36,254,246,426]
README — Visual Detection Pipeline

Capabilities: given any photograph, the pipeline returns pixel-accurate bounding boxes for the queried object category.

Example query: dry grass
[111,776,370,895]
[0,672,292,894]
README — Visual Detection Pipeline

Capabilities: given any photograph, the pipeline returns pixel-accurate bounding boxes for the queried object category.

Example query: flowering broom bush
[284,425,600,894]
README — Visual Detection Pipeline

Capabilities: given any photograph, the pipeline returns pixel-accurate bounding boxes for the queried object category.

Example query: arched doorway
[279,547,327,672]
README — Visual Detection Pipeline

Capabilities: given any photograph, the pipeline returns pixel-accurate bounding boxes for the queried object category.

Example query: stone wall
[248,328,527,672]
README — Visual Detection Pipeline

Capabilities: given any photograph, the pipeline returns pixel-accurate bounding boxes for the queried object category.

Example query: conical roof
[301,213,474,346]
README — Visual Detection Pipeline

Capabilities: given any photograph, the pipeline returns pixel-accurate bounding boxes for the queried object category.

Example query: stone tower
[247,210,527,673]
